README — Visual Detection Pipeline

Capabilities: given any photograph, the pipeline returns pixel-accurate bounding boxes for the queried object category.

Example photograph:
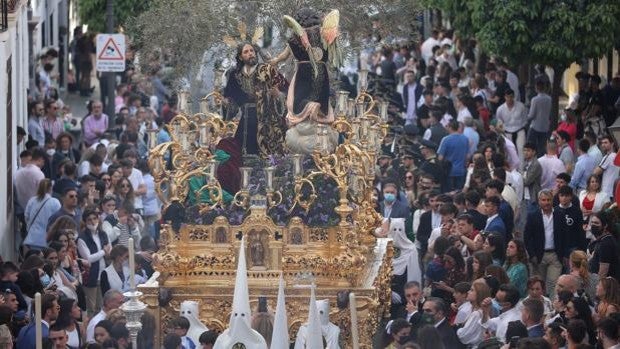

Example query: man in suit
[464,190,487,231]
[482,196,507,238]
[523,189,564,297]
[485,179,514,241]
[416,190,442,257]
[522,142,542,213]
[520,298,545,338]
[380,181,410,219]
[16,293,59,349]
[402,70,424,126]
[422,297,462,349]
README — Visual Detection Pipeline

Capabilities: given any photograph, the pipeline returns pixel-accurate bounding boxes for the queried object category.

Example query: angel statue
[223,24,289,158]
[270,8,344,154]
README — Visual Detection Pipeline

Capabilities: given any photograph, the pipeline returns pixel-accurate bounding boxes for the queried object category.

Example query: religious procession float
[132,8,400,348]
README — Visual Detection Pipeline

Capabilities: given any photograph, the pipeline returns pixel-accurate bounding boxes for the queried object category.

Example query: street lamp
[608,117,620,146]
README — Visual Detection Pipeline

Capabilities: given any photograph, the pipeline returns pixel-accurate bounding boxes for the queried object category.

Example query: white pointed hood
[270,274,290,349]
[213,235,267,349]
[305,285,324,349]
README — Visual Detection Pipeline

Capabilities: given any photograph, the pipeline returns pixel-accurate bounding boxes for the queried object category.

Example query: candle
[208,160,217,179]
[293,154,302,176]
[200,99,209,114]
[199,124,209,146]
[351,120,360,143]
[265,167,275,190]
[240,167,251,189]
[180,132,190,152]
[347,98,356,119]
[337,91,349,115]
[356,102,365,118]
[349,292,360,349]
[379,101,389,122]
[128,238,136,291]
[35,292,42,349]
[147,129,158,150]
[358,69,368,92]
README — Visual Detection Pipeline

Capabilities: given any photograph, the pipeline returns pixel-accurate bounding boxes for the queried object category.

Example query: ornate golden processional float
[140,69,393,348]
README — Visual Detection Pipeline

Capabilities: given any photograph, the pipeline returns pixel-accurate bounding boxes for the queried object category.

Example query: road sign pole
[105,0,116,129]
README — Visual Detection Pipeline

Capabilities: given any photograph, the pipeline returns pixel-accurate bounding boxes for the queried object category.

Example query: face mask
[384,193,396,203]
[86,224,98,232]
[590,226,603,237]
[40,274,51,288]
[560,112,567,122]
[397,336,410,345]
[491,299,502,313]
[46,149,56,156]
[122,260,129,269]
[420,313,435,325]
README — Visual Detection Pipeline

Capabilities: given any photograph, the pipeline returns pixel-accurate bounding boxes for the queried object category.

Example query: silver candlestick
[121,289,147,349]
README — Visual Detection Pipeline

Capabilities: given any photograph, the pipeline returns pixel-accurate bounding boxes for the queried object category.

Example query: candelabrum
[148,69,236,209]
[121,289,147,349]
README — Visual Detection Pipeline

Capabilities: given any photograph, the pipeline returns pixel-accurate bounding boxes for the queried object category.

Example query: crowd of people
[2,19,620,349]
[366,28,620,349]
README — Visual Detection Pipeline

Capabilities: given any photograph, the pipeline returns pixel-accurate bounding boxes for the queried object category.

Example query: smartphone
[258,296,267,313]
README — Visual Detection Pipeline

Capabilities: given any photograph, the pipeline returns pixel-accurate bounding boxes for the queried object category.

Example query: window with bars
[0,0,7,32]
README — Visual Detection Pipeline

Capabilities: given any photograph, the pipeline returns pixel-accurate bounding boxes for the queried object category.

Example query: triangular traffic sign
[98,37,124,61]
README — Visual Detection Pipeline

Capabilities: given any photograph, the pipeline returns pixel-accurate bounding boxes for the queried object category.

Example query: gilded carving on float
[138,68,392,348]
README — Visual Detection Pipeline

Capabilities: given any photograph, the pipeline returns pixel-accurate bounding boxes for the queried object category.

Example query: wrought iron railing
[0,0,8,32]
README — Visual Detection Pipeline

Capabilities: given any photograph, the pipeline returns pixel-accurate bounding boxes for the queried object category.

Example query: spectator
[47,187,82,230]
[543,322,566,349]
[380,181,409,219]
[24,179,61,250]
[172,316,197,349]
[457,279,490,348]
[53,161,79,197]
[522,276,553,315]
[199,330,218,349]
[520,298,545,337]
[569,139,597,191]
[100,245,129,295]
[0,262,27,312]
[86,290,123,343]
[83,101,109,147]
[504,240,528,298]
[55,297,84,349]
[480,283,522,343]
[592,135,617,199]
[16,293,59,349]
[437,120,469,191]
[41,99,64,140]
[110,322,130,349]
[48,324,71,349]
[538,141,566,191]
[15,148,47,218]
[578,175,610,224]
[51,132,81,179]
[527,80,552,157]
[587,211,618,279]
[524,190,564,297]
[595,277,620,318]
[565,297,596,345]
[94,320,113,344]
[78,208,111,317]
[482,196,507,239]
[596,317,619,349]
[120,156,146,213]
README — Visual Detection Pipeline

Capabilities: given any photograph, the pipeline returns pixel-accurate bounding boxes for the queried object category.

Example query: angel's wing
[321,10,343,69]
[320,10,339,47]
[223,35,237,48]
[251,27,264,45]
[237,22,247,41]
